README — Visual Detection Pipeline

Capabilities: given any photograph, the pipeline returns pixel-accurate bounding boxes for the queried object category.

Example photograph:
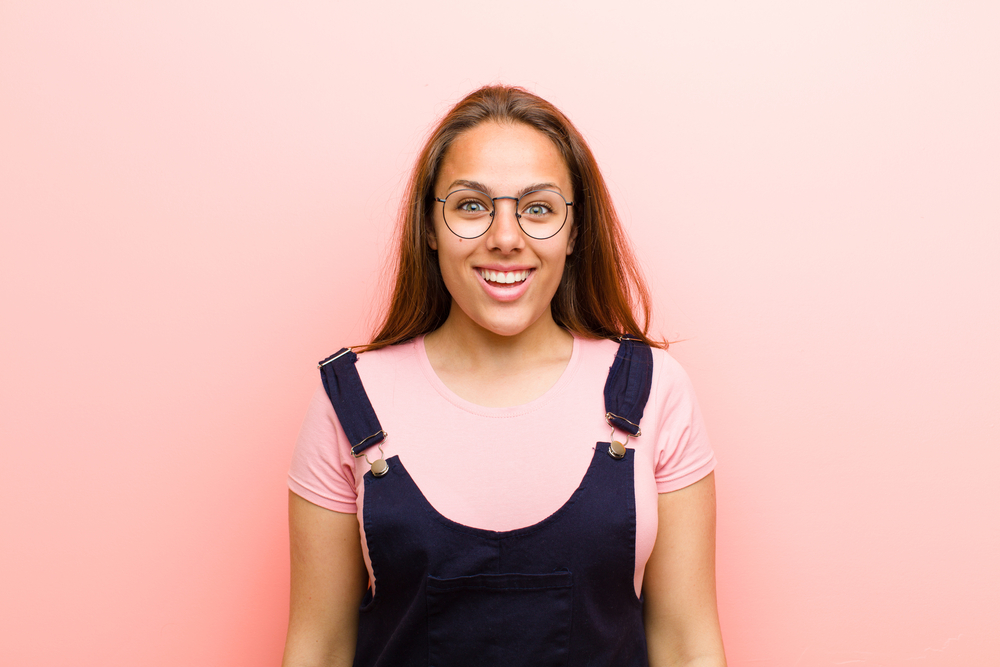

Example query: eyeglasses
[433,189,573,240]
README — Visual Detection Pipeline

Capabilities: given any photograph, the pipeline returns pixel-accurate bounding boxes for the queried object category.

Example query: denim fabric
[319,339,654,667]
[319,348,386,456]
[604,338,653,436]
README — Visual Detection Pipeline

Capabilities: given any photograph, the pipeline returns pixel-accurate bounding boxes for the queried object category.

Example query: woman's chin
[466,309,557,341]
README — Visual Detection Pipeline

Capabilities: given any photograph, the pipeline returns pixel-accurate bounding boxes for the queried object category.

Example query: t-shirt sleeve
[651,350,717,493]
[287,383,359,513]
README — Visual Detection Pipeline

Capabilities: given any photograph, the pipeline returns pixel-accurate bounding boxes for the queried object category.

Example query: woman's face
[429,121,577,340]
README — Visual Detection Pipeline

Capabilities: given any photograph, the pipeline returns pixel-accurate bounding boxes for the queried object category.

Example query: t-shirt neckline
[413,334,582,418]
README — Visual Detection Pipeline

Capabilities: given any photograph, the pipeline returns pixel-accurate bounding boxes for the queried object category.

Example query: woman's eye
[458,200,488,213]
[524,203,552,216]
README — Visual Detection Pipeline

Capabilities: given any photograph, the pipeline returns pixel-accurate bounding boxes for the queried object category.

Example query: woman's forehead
[437,122,572,194]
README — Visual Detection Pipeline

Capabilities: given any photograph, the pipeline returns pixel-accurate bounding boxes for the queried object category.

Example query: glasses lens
[443,189,493,239]
[517,190,568,239]
[440,189,570,240]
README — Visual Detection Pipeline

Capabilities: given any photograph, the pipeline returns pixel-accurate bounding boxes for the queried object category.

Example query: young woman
[283,86,726,667]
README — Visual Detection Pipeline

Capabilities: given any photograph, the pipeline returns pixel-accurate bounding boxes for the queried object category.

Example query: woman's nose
[487,199,525,251]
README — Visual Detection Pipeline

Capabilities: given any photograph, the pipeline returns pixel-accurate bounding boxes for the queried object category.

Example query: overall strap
[317,348,386,457]
[603,337,653,437]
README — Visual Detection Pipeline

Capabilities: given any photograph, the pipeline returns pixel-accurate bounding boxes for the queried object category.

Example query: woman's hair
[361,84,662,351]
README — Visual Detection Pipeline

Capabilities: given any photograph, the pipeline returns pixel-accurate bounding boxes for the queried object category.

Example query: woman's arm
[281,491,369,667]
[643,472,727,667]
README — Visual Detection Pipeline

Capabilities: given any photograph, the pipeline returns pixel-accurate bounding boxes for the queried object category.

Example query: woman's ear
[566,222,578,255]
[427,226,438,251]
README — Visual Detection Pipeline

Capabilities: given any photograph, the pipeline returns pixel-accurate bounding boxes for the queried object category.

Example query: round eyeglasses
[434,189,573,240]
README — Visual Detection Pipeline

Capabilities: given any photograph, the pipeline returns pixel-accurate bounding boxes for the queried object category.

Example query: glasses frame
[433,188,574,240]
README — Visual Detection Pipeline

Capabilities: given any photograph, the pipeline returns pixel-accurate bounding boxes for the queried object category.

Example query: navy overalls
[318,338,654,667]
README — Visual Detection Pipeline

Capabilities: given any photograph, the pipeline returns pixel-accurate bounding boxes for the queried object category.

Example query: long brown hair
[360,85,662,351]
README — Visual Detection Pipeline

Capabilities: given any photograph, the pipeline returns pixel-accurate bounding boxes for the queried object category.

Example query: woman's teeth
[479,269,529,285]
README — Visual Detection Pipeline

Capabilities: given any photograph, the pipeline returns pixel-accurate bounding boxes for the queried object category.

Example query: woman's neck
[423,307,575,407]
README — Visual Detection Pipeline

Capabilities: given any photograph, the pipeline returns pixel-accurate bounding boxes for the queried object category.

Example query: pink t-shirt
[288,335,716,596]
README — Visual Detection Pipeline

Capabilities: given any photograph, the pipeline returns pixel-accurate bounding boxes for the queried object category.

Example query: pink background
[2,1,998,665]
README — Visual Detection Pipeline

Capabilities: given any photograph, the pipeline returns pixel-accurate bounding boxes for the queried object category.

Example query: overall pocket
[426,570,573,667]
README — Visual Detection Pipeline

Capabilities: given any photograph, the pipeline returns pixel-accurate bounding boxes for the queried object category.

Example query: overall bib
[318,338,654,667]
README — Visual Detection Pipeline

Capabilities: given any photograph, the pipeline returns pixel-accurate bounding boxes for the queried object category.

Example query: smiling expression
[428,121,577,340]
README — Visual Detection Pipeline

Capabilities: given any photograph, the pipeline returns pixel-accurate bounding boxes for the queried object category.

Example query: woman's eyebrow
[447,179,492,194]
[445,180,564,197]
[517,183,562,197]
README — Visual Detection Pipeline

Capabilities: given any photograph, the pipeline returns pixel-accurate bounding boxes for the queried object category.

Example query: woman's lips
[476,268,534,302]
[478,268,530,284]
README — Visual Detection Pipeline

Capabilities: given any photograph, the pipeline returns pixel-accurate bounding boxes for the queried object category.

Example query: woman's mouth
[478,269,530,286]
[476,268,534,302]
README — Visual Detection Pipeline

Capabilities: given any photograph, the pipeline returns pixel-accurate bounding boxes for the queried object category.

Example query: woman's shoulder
[649,344,690,379]
[353,337,422,363]
[573,335,629,359]
[351,336,427,387]
[575,337,699,409]
[573,336,686,375]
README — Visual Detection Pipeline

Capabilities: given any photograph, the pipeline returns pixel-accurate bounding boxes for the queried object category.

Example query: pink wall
[2,1,997,665]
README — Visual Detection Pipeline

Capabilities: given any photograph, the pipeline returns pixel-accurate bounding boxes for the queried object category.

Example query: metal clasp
[317,347,352,369]
[606,412,640,460]
[352,432,390,477]
[350,430,388,458]
[605,412,641,437]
